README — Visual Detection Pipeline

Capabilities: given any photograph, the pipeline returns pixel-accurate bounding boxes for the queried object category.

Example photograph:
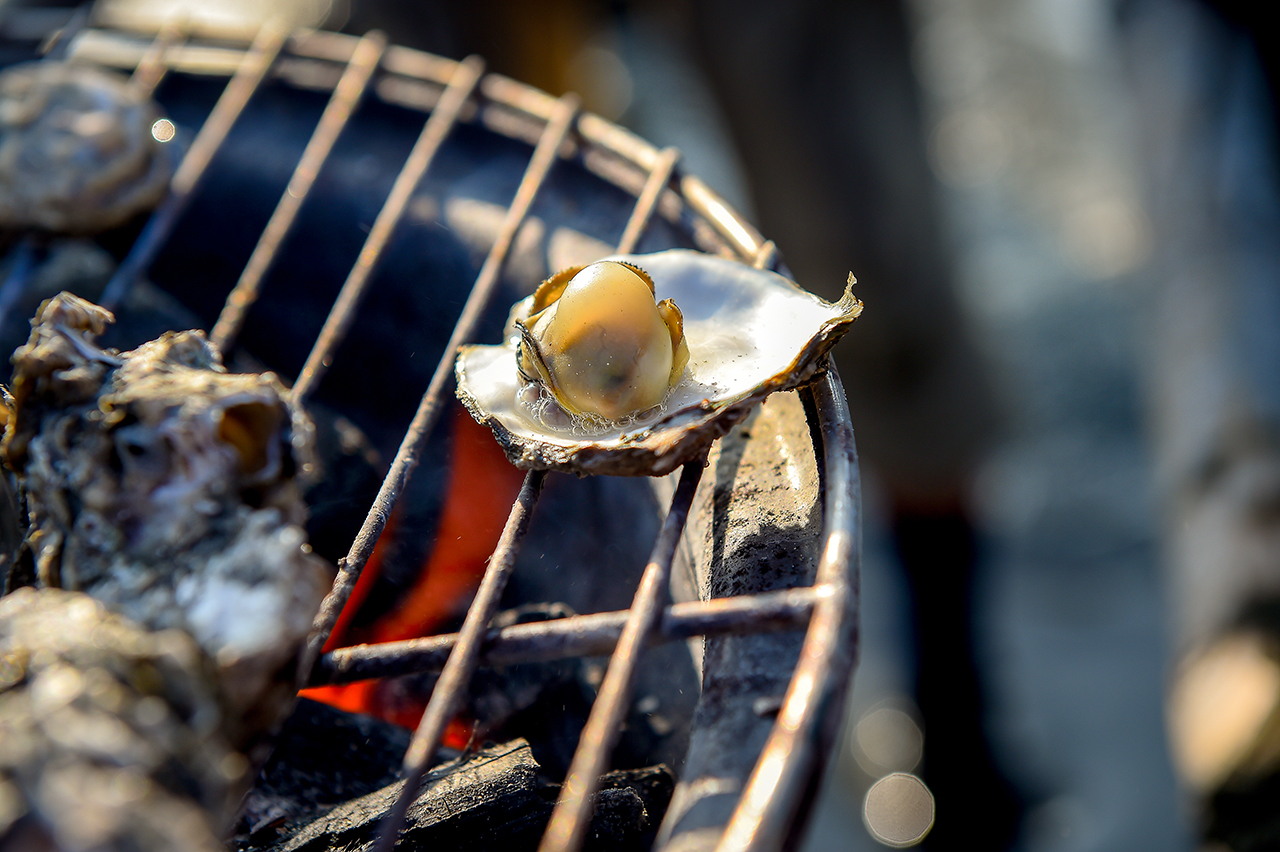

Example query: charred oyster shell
[456,250,863,477]
[0,62,174,234]
[0,587,238,852]
[1,293,330,728]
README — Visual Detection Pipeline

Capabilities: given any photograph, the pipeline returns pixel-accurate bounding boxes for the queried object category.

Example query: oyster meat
[456,250,862,476]
[514,260,689,425]
[0,61,174,233]
[1,292,331,732]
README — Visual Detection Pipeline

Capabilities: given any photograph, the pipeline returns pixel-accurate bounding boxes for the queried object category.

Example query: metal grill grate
[55,24,862,852]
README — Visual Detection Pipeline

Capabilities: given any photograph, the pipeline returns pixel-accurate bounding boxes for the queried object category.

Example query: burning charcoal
[592,764,676,852]
[1,292,331,744]
[589,787,648,845]
[0,61,174,234]
[230,698,413,846]
[244,737,673,852]
[0,587,242,852]
[257,739,549,852]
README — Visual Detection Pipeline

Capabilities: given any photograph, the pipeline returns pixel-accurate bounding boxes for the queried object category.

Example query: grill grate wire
[209,29,387,354]
[57,24,861,852]
[101,23,287,310]
[308,585,820,685]
[285,52,494,406]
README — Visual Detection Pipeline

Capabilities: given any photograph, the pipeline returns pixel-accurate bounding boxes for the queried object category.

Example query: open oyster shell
[456,250,863,477]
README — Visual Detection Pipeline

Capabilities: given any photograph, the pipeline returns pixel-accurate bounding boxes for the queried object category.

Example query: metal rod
[752,239,778,272]
[680,174,765,263]
[717,367,861,852]
[39,3,91,60]
[0,238,40,331]
[100,23,287,311]
[371,469,547,852]
[616,146,679,255]
[129,18,186,98]
[295,89,577,680]
[538,456,706,852]
[286,54,487,401]
[209,31,387,353]
[310,587,818,686]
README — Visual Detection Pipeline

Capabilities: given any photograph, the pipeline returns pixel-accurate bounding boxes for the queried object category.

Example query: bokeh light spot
[151,118,175,143]
[856,706,924,774]
[863,773,934,848]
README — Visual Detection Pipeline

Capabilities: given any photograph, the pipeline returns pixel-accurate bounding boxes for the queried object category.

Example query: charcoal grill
[15,19,861,852]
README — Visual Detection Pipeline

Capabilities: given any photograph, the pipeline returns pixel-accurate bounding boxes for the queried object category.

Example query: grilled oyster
[0,587,238,852]
[1,292,330,732]
[456,250,863,476]
[0,61,174,233]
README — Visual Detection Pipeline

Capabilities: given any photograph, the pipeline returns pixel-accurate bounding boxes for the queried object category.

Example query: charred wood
[235,735,672,852]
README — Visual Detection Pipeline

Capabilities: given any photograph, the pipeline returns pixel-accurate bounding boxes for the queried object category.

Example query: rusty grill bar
[58,25,861,852]
[100,23,287,310]
[209,29,387,353]
[310,586,821,686]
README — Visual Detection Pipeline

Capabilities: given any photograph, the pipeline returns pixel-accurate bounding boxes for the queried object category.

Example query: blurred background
[8,0,1280,849]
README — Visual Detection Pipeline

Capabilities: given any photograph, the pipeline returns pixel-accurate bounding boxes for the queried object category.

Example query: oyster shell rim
[455,250,862,477]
